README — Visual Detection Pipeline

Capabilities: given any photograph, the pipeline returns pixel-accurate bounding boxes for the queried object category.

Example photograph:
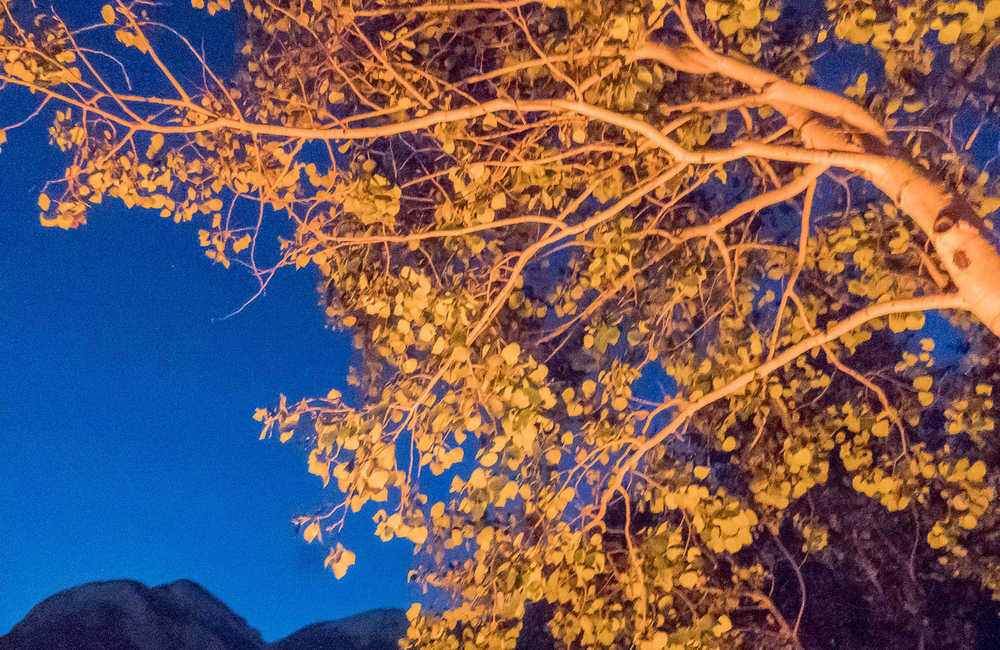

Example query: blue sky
[0,1,413,642]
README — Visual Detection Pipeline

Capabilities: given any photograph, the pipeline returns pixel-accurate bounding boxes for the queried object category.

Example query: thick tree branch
[638,42,1000,338]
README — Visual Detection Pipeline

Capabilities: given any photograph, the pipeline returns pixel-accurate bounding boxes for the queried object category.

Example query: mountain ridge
[2,579,554,649]
[0,579,404,650]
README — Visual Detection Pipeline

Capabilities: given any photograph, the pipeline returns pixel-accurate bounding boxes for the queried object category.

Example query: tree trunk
[637,42,1000,339]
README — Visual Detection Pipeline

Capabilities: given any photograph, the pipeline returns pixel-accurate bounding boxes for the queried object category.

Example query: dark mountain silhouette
[0,579,403,650]
[0,580,555,649]
[267,609,407,650]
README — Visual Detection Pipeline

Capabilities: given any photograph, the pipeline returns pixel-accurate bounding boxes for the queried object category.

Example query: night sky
[0,1,413,642]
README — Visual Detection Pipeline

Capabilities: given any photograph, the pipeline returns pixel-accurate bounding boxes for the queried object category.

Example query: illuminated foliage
[4,0,1000,646]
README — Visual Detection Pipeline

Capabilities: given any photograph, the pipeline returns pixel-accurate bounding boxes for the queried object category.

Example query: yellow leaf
[789,447,812,468]
[328,547,356,579]
[38,193,50,211]
[498,481,518,503]
[469,467,488,488]
[968,460,987,482]
[905,312,925,330]
[511,389,530,409]
[678,571,698,589]
[501,342,520,365]
[467,162,486,180]
[987,0,1000,21]
[308,448,330,486]
[581,379,596,397]
[854,72,869,97]
[694,465,710,480]
[609,16,630,41]
[368,468,390,489]
[146,133,164,158]
[704,1,722,21]
[721,436,737,452]
[410,525,428,545]
[232,234,251,253]
[739,6,761,28]
[718,17,739,35]
[303,521,320,543]
[913,376,932,391]
[938,20,961,44]
[490,193,507,210]
[101,4,115,24]
[918,391,934,406]
[871,419,890,438]
[405,602,421,622]
[545,448,561,465]
[894,22,916,42]
[640,632,670,650]
[927,528,946,549]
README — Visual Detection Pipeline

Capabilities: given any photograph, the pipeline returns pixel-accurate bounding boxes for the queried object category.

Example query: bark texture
[638,42,1000,338]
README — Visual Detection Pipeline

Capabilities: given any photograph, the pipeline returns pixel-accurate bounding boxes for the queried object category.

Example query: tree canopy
[4,0,1000,647]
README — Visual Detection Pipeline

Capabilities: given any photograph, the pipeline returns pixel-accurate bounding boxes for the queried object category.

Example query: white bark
[638,43,1000,338]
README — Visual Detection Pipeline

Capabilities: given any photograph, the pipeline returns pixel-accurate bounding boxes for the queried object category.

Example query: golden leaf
[938,20,961,44]
[678,571,698,589]
[232,234,251,253]
[871,420,890,438]
[501,342,520,365]
[968,460,987,483]
[146,133,164,158]
[308,448,330,486]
